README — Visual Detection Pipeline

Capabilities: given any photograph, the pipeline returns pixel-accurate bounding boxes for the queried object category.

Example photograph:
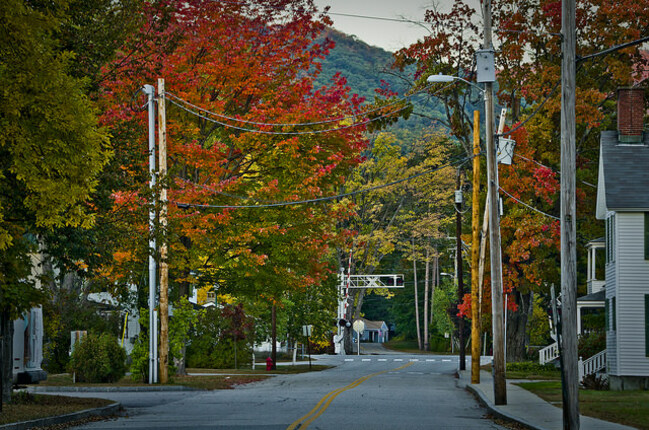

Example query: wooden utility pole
[456,169,466,371]
[470,110,481,384]
[482,0,506,405]
[157,78,169,384]
[561,0,579,427]
[271,303,277,370]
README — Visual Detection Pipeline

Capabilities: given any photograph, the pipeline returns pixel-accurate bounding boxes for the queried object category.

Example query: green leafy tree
[0,0,111,403]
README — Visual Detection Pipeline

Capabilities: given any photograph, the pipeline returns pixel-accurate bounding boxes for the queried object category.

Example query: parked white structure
[12,251,47,383]
[595,87,649,390]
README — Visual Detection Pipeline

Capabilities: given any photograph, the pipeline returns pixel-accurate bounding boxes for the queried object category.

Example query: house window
[605,298,609,331]
[606,214,616,263]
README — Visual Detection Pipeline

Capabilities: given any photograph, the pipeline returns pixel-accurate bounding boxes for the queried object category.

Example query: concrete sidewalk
[458,370,636,430]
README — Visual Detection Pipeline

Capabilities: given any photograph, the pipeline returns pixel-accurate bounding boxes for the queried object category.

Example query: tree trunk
[505,291,534,362]
[412,237,422,350]
[423,246,430,351]
[430,250,438,327]
[1,310,13,405]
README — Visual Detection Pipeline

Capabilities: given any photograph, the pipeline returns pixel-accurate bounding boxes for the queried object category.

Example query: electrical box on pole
[476,49,495,83]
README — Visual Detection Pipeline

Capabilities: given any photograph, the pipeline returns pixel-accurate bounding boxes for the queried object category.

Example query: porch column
[577,304,582,335]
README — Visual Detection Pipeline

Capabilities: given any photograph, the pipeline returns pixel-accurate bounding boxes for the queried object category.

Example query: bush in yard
[186,304,254,369]
[578,330,606,360]
[68,332,126,382]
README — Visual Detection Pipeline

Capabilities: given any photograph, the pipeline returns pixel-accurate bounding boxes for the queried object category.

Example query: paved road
[70,354,505,430]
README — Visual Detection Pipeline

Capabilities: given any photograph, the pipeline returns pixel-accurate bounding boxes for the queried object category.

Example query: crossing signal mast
[334,269,404,354]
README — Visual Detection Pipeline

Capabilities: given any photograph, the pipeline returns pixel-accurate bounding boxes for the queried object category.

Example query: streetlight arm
[426,74,485,94]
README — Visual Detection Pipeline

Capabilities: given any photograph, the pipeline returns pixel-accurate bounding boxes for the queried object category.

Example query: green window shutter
[606,218,610,263]
[612,297,616,331]
[645,295,649,357]
[645,213,649,260]
[605,298,609,331]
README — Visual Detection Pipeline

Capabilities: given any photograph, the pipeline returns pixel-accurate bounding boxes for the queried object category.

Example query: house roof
[596,130,649,218]
[577,289,605,303]
[360,318,387,331]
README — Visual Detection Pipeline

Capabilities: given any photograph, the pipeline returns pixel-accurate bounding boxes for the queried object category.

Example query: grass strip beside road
[287,362,414,430]
[517,381,649,430]
[479,363,561,380]
[41,372,269,390]
[0,393,113,425]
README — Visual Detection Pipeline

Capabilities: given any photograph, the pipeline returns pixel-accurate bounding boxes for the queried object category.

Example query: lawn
[384,339,453,354]
[41,364,330,390]
[0,392,113,425]
[517,381,649,430]
[479,363,562,380]
[41,372,271,390]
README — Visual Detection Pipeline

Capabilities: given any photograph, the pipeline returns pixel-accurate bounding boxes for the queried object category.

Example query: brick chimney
[617,87,645,143]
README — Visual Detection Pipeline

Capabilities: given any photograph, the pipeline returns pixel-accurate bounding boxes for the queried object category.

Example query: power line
[499,186,560,221]
[172,154,475,209]
[514,154,596,189]
[166,97,409,135]
[165,88,429,128]
[496,79,560,138]
[327,11,427,26]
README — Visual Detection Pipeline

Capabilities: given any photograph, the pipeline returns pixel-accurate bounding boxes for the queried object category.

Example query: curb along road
[0,402,121,430]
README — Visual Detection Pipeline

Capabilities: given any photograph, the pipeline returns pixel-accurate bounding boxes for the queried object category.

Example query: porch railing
[579,350,606,381]
[539,342,559,365]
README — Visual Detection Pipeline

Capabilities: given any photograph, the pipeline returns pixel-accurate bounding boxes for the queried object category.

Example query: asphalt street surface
[68,352,506,430]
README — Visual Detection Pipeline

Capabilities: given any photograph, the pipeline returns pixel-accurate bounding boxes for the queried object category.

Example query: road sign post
[353,320,365,356]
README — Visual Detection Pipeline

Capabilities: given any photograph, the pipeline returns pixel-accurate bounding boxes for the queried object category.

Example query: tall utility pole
[470,110,481,384]
[456,169,466,371]
[561,0,579,427]
[158,78,169,384]
[482,0,506,405]
[143,84,158,384]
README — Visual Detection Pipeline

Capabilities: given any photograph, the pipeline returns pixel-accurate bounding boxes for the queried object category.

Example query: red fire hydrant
[266,357,274,371]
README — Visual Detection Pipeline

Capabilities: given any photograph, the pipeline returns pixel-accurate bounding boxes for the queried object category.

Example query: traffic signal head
[339,319,351,328]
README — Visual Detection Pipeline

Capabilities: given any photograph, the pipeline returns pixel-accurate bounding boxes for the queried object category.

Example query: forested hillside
[314,28,443,132]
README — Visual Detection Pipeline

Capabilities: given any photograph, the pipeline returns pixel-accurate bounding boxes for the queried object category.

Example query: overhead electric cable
[514,154,596,189]
[497,79,560,138]
[499,187,560,221]
[326,11,427,25]
[166,97,409,135]
[172,154,475,209]
[165,89,428,128]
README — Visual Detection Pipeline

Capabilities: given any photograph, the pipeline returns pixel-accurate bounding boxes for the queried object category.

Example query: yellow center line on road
[286,361,414,430]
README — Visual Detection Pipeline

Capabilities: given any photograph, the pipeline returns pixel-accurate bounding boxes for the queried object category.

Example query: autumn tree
[94,0,374,367]
[396,0,649,360]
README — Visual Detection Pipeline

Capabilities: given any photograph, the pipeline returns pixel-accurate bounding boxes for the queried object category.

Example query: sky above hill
[313,0,482,52]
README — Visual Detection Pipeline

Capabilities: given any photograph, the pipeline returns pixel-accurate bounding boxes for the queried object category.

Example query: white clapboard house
[595,87,649,390]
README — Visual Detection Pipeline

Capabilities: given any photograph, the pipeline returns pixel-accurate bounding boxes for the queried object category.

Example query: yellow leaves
[74,260,89,271]
[113,250,134,264]
[218,293,236,304]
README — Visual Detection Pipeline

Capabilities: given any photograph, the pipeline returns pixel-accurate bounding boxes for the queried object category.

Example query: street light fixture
[427,67,506,403]
[427,74,485,94]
